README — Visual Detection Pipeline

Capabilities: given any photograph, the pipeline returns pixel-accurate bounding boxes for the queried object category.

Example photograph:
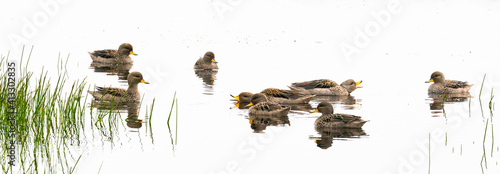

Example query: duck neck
[128,83,139,93]
[119,53,131,61]
[434,79,445,84]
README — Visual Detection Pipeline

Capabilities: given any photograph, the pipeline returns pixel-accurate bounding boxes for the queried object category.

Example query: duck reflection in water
[248,115,290,133]
[428,93,471,113]
[90,62,132,82]
[89,101,144,129]
[312,127,366,149]
[194,69,218,95]
[125,101,143,129]
[312,95,360,110]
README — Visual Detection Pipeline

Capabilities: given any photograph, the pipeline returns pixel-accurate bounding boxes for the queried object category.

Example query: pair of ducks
[88,43,218,102]
[88,43,148,102]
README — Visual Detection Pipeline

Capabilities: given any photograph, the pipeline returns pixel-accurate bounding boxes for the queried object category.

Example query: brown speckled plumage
[89,43,137,64]
[260,88,314,104]
[248,94,290,116]
[313,101,367,128]
[289,79,361,95]
[426,71,473,94]
[291,79,338,89]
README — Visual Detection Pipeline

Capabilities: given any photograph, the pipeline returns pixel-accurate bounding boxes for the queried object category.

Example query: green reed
[489,88,494,158]
[481,118,489,174]
[479,74,486,118]
[428,133,431,174]
[147,98,156,143]
[167,92,178,151]
[0,48,87,173]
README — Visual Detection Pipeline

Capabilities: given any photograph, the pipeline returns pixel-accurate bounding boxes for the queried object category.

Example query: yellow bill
[310,109,319,113]
[211,59,216,62]
[355,80,363,88]
[130,51,137,55]
[140,79,149,84]
[426,79,434,83]
[249,119,253,124]
[246,102,254,107]
[356,80,362,86]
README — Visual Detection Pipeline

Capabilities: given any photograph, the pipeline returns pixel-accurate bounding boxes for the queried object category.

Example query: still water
[2,0,500,173]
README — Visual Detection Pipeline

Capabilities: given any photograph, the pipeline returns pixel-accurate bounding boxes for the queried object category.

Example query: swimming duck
[232,88,314,107]
[425,71,473,94]
[312,101,367,128]
[88,72,149,102]
[194,51,218,69]
[89,43,137,64]
[289,79,362,95]
[247,94,290,116]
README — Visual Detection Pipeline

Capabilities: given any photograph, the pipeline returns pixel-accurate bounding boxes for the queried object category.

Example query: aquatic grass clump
[1,48,159,173]
[0,49,88,173]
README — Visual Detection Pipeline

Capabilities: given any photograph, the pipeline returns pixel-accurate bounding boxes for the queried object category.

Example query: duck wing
[261,88,291,99]
[97,87,126,97]
[445,80,469,89]
[91,49,117,59]
[253,102,284,111]
[333,114,363,123]
[291,79,338,89]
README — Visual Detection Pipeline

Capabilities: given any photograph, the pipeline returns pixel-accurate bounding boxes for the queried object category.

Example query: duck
[425,71,473,94]
[289,79,362,95]
[312,101,367,128]
[246,94,290,116]
[88,72,149,102]
[194,51,218,69]
[88,43,137,64]
[231,88,314,107]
